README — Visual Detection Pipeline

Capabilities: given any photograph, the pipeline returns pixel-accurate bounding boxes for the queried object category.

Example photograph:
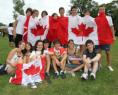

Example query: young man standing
[82,10,98,45]
[13,8,32,47]
[95,6,116,71]
[58,7,68,47]
[68,6,83,55]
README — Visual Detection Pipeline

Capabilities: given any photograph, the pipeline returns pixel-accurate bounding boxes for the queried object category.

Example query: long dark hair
[23,42,33,55]
[35,40,44,54]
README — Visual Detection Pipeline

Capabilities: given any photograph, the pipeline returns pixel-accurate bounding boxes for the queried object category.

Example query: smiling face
[86,43,94,52]
[36,42,43,51]
[32,10,39,18]
[84,11,90,16]
[68,40,74,49]
[44,43,49,50]
[26,43,32,51]
[71,8,77,16]
[18,42,25,50]
[54,43,61,50]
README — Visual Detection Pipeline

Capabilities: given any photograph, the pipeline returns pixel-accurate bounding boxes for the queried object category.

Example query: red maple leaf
[71,23,94,36]
[24,65,40,75]
[31,24,46,36]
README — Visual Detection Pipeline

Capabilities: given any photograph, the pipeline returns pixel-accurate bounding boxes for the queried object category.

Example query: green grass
[0,36,118,95]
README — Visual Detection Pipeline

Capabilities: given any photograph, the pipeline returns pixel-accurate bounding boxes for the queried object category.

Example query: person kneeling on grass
[65,39,84,77]
[49,39,67,79]
[6,41,25,74]
[81,40,101,80]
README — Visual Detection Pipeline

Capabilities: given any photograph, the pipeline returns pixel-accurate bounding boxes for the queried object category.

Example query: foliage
[13,0,25,19]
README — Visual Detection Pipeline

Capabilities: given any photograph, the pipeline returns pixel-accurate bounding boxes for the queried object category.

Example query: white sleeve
[17,15,22,21]
[107,16,113,26]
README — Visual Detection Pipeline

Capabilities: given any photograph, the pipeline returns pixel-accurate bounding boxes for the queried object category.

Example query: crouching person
[6,41,25,74]
[81,40,101,80]
[49,40,67,79]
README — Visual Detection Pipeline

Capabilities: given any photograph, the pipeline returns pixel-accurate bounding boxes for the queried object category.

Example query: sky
[0,0,113,25]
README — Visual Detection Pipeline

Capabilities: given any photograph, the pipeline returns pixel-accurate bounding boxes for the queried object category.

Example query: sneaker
[71,72,76,77]
[22,84,28,87]
[108,66,114,71]
[90,73,96,80]
[60,72,66,79]
[54,73,59,79]
[81,73,88,80]
[31,83,37,89]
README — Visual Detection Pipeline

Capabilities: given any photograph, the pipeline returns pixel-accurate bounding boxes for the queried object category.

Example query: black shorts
[15,34,23,47]
[8,35,14,42]
[95,45,110,51]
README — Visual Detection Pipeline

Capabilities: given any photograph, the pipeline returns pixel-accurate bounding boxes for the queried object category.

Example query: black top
[83,49,99,59]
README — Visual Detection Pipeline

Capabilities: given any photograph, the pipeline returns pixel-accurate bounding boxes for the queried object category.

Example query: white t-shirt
[8,27,13,35]
[16,15,26,35]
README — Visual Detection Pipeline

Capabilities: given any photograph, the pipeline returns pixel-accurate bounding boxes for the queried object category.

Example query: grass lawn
[0,36,118,95]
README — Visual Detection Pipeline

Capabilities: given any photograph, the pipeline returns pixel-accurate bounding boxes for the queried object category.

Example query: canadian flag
[9,56,46,85]
[82,15,99,45]
[31,16,49,41]
[57,16,68,45]
[23,16,31,43]
[95,12,114,45]
[46,16,59,42]
[68,15,85,45]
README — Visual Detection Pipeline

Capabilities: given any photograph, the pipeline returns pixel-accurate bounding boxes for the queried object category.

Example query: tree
[13,0,25,19]
[70,0,99,17]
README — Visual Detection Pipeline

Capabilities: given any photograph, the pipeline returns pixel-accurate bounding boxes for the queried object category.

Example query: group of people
[5,6,116,88]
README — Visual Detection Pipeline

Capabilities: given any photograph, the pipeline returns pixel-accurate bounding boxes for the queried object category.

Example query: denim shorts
[95,44,110,51]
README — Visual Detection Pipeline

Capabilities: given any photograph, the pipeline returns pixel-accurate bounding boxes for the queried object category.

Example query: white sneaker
[90,73,96,80]
[81,73,88,80]
[31,83,37,89]
[108,66,114,71]
[22,84,28,87]
[71,72,76,77]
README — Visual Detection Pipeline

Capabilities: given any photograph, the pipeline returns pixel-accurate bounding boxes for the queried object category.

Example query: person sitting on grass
[49,39,67,79]
[43,39,52,81]
[81,39,101,80]
[23,42,33,64]
[65,39,84,77]
[9,42,41,89]
[6,41,25,74]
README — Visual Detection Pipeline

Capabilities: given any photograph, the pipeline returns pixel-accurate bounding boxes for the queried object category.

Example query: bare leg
[92,62,98,74]
[71,64,84,72]
[106,51,111,66]
[46,55,51,73]
[52,60,58,73]
[79,45,85,56]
